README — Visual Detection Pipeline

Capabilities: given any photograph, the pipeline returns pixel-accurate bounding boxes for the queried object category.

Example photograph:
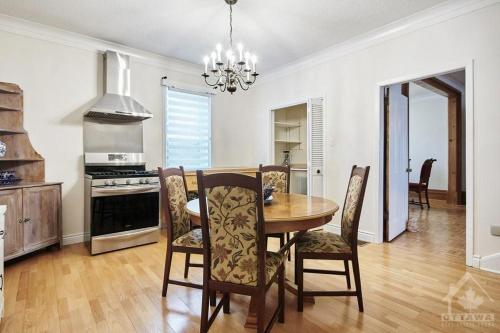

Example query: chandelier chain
[229,4,233,47]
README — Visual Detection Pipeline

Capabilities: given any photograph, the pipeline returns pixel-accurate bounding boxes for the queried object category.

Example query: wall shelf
[0,157,44,162]
[0,129,26,135]
[275,139,301,144]
[0,82,45,182]
[0,106,22,112]
[274,121,300,128]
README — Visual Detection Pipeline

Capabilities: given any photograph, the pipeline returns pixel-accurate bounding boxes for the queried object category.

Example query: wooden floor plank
[2,205,499,332]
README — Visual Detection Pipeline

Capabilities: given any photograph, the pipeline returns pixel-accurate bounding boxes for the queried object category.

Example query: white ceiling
[0,0,449,71]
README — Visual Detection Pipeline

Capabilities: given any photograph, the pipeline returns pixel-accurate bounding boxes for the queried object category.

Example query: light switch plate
[491,225,500,236]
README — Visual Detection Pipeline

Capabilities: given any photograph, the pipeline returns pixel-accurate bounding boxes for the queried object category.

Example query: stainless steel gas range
[84,153,160,255]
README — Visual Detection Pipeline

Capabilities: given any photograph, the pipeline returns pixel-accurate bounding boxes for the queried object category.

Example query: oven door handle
[92,185,159,197]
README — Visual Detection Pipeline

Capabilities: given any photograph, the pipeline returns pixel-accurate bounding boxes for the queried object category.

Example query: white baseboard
[478,253,500,274]
[472,255,481,268]
[62,232,86,245]
[324,223,375,243]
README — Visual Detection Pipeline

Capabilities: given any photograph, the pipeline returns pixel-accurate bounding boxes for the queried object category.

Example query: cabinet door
[0,189,23,259]
[22,185,61,251]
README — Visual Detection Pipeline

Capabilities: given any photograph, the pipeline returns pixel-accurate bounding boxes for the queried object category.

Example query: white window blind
[165,88,211,169]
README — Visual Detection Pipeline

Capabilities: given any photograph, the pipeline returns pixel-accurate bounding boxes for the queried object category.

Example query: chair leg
[210,290,216,307]
[425,188,431,208]
[297,255,304,312]
[162,247,173,297]
[286,232,291,261]
[278,265,285,323]
[344,260,351,289]
[200,286,210,333]
[223,293,230,314]
[418,190,424,209]
[294,245,298,285]
[279,234,285,253]
[257,291,266,333]
[184,253,191,278]
[352,256,364,312]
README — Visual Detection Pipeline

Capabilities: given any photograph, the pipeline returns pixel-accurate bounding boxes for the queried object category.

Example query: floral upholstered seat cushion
[172,228,203,248]
[262,171,288,193]
[164,175,191,241]
[296,231,351,254]
[265,251,284,283]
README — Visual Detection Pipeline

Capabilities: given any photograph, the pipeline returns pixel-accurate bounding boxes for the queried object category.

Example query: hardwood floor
[2,205,499,332]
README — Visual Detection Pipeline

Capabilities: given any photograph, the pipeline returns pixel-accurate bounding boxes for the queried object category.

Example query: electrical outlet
[491,225,500,236]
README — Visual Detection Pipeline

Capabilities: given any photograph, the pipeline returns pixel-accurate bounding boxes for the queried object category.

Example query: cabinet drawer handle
[24,218,31,223]
[0,274,3,291]
[18,218,23,224]
[0,230,4,239]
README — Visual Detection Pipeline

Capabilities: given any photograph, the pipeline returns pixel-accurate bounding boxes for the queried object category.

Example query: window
[165,88,212,169]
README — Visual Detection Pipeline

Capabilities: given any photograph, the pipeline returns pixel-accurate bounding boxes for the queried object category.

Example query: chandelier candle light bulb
[201,0,259,94]
[238,43,244,62]
[216,43,222,63]
[211,52,216,70]
[203,56,209,73]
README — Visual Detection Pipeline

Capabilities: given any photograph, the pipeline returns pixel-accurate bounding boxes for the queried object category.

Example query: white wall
[211,4,500,259]
[409,85,448,190]
[0,29,203,243]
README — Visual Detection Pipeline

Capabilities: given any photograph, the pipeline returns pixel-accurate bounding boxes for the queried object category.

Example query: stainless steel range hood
[85,51,153,121]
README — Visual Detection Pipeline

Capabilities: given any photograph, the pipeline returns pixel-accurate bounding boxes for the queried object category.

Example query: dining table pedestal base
[244,279,315,329]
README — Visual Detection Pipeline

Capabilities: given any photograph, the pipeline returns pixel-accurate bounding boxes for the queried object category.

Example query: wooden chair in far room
[259,164,292,261]
[158,166,207,298]
[409,158,436,209]
[295,165,369,312]
[197,171,286,333]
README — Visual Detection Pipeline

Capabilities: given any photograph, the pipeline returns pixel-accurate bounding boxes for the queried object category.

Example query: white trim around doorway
[375,60,475,267]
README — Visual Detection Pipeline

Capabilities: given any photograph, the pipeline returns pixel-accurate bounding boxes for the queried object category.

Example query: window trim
[163,86,212,169]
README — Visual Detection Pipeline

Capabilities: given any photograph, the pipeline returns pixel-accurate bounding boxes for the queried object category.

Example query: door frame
[414,78,463,205]
[376,60,474,266]
[267,97,326,196]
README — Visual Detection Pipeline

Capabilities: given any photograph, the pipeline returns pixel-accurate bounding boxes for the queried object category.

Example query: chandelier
[202,0,259,94]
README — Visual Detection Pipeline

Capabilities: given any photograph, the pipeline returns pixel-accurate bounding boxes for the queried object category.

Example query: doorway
[269,98,325,197]
[381,69,469,264]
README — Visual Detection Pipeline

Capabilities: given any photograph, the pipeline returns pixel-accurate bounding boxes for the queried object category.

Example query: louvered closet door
[308,98,324,197]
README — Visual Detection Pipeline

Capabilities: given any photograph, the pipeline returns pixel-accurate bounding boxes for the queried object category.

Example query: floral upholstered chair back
[260,165,290,194]
[159,168,191,241]
[340,166,369,247]
[198,172,265,287]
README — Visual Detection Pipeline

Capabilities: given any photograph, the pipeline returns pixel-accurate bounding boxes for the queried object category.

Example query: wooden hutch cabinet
[0,82,62,261]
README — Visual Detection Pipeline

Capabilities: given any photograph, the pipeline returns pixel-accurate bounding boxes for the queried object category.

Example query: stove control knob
[104,180,113,186]
[139,179,146,184]
[111,180,117,186]
[125,179,131,185]
[145,178,151,184]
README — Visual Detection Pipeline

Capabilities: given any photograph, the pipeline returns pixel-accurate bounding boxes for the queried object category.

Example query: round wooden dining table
[185,192,339,328]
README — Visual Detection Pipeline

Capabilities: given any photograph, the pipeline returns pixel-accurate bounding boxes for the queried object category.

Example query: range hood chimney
[85,51,153,121]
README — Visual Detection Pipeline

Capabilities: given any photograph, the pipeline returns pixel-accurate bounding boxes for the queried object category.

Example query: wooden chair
[158,166,206,297]
[409,158,436,209]
[259,164,291,261]
[295,165,370,312]
[197,171,286,333]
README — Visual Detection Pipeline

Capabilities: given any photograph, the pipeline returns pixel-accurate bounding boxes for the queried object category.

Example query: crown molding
[258,0,499,85]
[0,13,200,76]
